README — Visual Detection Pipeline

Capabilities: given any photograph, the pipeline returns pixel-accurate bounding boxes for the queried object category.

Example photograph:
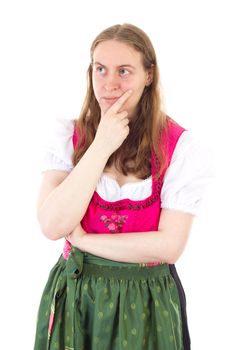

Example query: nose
[104,73,120,92]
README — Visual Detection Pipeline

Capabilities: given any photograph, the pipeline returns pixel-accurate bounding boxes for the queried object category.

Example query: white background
[0,0,232,348]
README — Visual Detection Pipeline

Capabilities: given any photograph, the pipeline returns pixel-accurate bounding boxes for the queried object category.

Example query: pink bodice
[63,117,186,265]
[75,119,186,234]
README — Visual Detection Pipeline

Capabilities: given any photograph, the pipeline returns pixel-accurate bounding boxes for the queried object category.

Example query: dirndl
[34,246,187,350]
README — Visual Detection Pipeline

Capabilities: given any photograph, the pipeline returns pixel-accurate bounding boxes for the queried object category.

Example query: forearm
[76,231,176,264]
[38,141,110,240]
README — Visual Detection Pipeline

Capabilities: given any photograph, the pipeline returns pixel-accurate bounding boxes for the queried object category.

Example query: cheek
[121,88,145,114]
[92,78,100,101]
[129,87,145,105]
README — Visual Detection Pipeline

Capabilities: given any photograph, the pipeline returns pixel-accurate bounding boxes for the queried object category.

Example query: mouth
[103,96,119,100]
[101,97,119,104]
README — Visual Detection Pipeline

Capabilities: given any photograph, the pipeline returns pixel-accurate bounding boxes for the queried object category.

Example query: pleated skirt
[34,246,190,350]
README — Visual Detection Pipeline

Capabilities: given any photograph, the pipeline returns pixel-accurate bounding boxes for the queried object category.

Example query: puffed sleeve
[41,117,75,173]
[160,130,215,216]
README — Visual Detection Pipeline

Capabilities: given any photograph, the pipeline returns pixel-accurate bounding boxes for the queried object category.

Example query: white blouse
[41,118,215,216]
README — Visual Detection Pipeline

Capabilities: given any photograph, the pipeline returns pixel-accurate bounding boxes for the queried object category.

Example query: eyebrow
[93,61,136,70]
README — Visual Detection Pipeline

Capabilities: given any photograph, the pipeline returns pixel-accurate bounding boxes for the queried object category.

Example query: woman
[34,23,213,349]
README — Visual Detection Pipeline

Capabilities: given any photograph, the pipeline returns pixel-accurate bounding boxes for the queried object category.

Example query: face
[92,40,152,117]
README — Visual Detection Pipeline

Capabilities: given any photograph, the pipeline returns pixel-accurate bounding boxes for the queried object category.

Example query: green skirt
[34,246,184,350]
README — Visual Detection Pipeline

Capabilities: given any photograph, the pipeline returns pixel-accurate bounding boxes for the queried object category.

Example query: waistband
[63,245,170,281]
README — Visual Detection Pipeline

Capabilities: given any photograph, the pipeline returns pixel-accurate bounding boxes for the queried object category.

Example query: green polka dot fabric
[34,246,183,349]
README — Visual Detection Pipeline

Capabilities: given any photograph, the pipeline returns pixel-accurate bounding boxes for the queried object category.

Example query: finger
[117,111,129,120]
[107,90,132,114]
[120,118,129,126]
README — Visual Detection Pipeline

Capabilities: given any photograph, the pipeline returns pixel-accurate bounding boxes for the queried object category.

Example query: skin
[92,39,152,117]
[67,209,194,264]
[66,40,195,264]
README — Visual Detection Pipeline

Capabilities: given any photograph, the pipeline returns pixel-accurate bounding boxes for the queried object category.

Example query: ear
[145,67,153,86]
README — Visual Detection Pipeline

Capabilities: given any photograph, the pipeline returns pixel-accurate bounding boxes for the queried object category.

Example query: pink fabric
[63,238,72,260]
[48,309,54,337]
[67,117,186,265]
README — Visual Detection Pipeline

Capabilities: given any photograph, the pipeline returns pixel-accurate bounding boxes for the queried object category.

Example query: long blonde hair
[72,23,170,180]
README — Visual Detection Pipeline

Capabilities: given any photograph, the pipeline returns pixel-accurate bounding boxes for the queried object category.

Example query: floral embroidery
[99,214,128,233]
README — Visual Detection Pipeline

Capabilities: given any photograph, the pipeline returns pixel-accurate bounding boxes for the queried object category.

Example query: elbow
[166,254,179,265]
[36,208,80,241]
[45,231,60,241]
[37,213,75,241]
[157,230,187,265]
[39,222,61,241]
[37,211,61,241]
[165,247,184,265]
[37,211,64,241]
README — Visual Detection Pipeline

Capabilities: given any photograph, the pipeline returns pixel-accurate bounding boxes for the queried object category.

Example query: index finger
[108,90,133,113]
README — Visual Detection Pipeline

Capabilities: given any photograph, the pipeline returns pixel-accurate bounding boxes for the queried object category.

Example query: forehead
[93,40,143,67]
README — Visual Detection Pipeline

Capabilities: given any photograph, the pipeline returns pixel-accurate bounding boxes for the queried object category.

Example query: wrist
[91,139,112,159]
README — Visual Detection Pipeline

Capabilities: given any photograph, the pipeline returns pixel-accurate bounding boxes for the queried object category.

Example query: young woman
[34,23,213,350]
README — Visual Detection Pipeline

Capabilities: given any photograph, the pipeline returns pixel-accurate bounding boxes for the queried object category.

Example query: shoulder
[45,117,76,151]
[41,117,76,173]
[172,128,214,164]
[50,117,76,136]
[161,128,215,216]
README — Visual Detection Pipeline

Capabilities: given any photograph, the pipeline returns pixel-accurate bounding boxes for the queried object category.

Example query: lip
[102,97,120,100]
[102,97,119,104]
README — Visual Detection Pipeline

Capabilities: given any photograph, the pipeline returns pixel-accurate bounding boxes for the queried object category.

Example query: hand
[94,89,133,155]
[66,223,87,247]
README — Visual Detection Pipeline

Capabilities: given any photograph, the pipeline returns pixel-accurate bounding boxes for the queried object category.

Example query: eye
[119,68,130,76]
[96,66,106,75]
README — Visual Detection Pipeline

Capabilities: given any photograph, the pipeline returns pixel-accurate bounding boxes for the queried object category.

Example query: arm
[38,91,132,241]
[38,140,110,240]
[69,208,195,264]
